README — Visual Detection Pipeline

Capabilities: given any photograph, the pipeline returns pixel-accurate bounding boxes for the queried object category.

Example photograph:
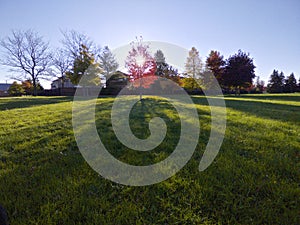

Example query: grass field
[0,93,299,224]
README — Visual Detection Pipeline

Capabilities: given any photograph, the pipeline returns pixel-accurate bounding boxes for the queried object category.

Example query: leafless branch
[0,29,52,95]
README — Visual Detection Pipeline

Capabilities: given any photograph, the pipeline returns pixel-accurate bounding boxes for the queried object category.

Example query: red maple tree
[125,37,157,99]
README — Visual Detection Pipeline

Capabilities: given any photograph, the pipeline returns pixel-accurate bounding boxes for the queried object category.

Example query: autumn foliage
[125,38,157,89]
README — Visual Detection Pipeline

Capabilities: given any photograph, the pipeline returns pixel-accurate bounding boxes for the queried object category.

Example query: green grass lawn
[0,94,299,224]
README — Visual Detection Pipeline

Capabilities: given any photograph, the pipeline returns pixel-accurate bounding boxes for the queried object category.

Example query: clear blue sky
[0,0,299,88]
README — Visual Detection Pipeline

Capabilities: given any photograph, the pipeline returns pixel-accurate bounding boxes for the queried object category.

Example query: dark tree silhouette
[0,204,8,225]
[284,73,297,93]
[223,50,256,95]
[267,70,285,93]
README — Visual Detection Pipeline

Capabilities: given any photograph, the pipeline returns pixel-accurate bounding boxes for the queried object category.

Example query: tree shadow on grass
[94,96,210,166]
[228,94,300,102]
[0,97,73,110]
[190,96,300,125]
[224,98,300,124]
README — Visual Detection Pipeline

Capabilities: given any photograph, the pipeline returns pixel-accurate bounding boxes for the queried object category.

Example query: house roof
[51,76,71,83]
[0,83,12,91]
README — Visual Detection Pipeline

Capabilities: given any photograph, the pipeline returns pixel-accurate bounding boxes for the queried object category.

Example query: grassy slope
[0,94,299,225]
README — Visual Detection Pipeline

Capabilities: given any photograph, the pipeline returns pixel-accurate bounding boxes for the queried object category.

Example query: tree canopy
[205,50,225,85]
[66,44,102,86]
[223,50,256,94]
[125,37,156,99]
[8,81,25,96]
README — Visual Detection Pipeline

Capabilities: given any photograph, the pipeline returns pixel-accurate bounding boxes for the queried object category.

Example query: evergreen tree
[284,73,297,93]
[99,46,119,80]
[153,50,180,85]
[185,47,203,79]
[154,49,166,64]
[162,65,181,84]
[66,44,102,86]
[154,49,168,76]
[267,70,285,93]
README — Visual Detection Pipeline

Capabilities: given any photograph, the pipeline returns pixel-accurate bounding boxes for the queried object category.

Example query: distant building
[51,75,107,89]
[106,71,128,86]
[100,71,129,95]
[51,77,74,89]
[47,72,128,96]
[0,83,12,97]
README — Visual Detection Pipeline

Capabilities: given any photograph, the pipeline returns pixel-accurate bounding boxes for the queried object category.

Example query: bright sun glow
[136,54,145,67]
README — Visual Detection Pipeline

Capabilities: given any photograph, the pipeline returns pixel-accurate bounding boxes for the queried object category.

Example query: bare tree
[51,49,70,88]
[60,30,102,87]
[61,29,100,60]
[0,29,52,96]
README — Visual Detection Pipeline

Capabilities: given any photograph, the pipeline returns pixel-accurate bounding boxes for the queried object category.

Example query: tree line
[182,48,300,94]
[267,70,299,93]
[182,48,256,95]
[0,29,118,96]
[1,29,299,96]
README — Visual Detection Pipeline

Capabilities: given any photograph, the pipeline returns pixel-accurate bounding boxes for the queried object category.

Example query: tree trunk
[235,87,240,96]
[32,78,37,96]
[61,78,65,96]
[139,72,142,101]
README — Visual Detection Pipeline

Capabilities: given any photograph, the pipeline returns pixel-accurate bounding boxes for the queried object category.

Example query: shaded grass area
[0,94,299,224]
[225,93,300,102]
[0,96,72,110]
